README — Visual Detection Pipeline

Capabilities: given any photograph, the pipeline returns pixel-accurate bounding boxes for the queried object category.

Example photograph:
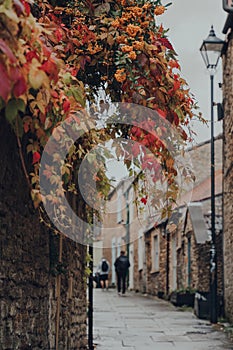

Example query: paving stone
[93,289,233,350]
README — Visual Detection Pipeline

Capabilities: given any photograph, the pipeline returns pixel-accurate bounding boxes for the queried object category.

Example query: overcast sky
[159,0,227,144]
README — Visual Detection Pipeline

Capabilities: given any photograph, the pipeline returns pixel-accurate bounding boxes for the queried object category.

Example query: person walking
[98,257,110,290]
[114,250,130,296]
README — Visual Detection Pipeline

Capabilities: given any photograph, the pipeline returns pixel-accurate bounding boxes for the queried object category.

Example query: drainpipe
[124,190,130,287]
[126,201,130,258]
[166,231,170,296]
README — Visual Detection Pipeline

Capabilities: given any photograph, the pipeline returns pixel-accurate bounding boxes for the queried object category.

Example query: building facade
[100,137,223,309]
[222,11,233,323]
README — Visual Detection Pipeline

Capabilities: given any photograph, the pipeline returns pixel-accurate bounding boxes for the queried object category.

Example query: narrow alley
[93,289,233,350]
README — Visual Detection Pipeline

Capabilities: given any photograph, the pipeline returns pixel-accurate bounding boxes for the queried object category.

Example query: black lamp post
[88,243,94,350]
[200,26,224,324]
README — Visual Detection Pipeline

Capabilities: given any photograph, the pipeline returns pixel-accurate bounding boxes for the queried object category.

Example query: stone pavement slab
[93,289,233,350]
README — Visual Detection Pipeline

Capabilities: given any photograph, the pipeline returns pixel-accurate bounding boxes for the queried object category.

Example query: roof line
[186,133,222,152]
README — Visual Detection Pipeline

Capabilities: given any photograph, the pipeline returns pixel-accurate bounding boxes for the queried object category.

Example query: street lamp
[200,26,224,324]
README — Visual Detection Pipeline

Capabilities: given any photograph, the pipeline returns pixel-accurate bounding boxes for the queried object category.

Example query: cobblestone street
[93,289,233,350]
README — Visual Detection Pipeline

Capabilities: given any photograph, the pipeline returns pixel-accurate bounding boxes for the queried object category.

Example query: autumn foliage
[0,0,201,230]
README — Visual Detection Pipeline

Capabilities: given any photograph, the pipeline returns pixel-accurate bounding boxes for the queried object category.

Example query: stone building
[99,176,145,291]
[0,119,87,349]
[222,10,233,323]
[143,137,223,298]
[99,136,223,304]
[144,190,223,300]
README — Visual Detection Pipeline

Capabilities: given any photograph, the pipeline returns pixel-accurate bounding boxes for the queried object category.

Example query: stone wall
[181,212,210,292]
[51,236,87,350]
[222,29,233,323]
[0,118,87,349]
[187,136,222,187]
[0,211,51,349]
[144,227,167,296]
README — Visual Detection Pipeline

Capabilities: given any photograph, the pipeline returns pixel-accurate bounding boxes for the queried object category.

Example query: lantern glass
[200,26,225,70]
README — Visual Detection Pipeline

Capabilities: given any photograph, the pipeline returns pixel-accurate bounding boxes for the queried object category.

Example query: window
[138,233,144,271]
[187,236,191,287]
[129,187,134,223]
[117,237,121,257]
[152,234,160,271]
[117,188,122,223]
[172,235,177,290]
[111,238,117,284]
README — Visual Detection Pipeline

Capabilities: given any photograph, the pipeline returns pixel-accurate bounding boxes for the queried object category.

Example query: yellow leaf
[99,33,108,40]
[0,5,19,22]
[27,144,34,153]
[36,100,46,114]
[53,153,62,162]
[61,165,70,176]
[29,60,48,90]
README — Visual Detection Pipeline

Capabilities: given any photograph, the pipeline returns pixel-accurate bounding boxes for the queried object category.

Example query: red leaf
[131,126,142,138]
[145,133,157,146]
[23,122,30,133]
[9,66,21,82]
[32,151,41,164]
[55,28,63,42]
[156,108,167,119]
[0,62,11,101]
[173,80,180,91]
[51,90,59,98]
[160,38,174,51]
[169,60,180,70]
[78,55,91,70]
[39,113,46,124]
[70,67,78,76]
[132,143,140,157]
[40,59,59,83]
[13,76,27,97]
[21,0,31,16]
[166,111,179,126]
[26,51,39,62]
[0,39,16,63]
[181,128,188,141]
[63,99,70,113]
[141,138,149,147]
[42,45,52,59]
[141,197,147,205]
[173,112,179,126]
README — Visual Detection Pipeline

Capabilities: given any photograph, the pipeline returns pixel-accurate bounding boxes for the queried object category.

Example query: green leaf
[63,72,72,85]
[5,98,26,127]
[16,98,26,113]
[5,99,18,123]
[69,86,85,107]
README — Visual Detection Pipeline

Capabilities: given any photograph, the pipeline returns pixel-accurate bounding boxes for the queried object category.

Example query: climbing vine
[0,0,203,235]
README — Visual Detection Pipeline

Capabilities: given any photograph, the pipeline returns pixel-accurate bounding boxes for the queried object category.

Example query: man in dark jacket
[114,250,130,295]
